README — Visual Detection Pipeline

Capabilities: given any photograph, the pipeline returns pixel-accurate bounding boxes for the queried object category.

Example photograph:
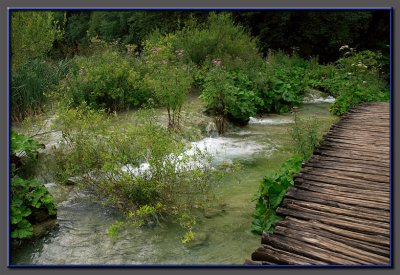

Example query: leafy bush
[11,11,62,70]
[306,50,390,116]
[251,155,303,234]
[329,50,389,115]
[142,33,194,129]
[60,42,149,111]
[173,12,260,67]
[200,66,262,129]
[11,177,57,238]
[254,51,309,114]
[10,131,56,239]
[50,104,228,242]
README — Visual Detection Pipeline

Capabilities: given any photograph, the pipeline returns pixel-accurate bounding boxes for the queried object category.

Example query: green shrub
[200,66,262,129]
[255,51,309,113]
[50,104,228,242]
[11,11,62,70]
[305,50,389,116]
[251,155,303,234]
[10,131,56,239]
[173,12,260,67]
[290,112,320,160]
[60,44,149,111]
[329,50,389,115]
[142,33,194,130]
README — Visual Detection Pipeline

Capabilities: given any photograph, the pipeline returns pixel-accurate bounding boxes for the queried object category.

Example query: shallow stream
[11,102,336,265]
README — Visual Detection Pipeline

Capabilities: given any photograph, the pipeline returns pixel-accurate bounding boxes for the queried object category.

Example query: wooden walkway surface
[250,102,390,265]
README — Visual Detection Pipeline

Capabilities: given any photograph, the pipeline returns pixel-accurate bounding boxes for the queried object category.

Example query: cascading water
[11,102,336,265]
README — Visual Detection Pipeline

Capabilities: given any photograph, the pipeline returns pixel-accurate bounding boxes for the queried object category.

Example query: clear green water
[11,102,336,265]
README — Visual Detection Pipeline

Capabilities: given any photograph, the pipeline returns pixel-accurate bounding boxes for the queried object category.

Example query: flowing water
[11,101,336,265]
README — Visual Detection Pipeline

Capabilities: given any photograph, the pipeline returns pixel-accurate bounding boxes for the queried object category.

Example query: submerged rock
[205,122,218,137]
[32,218,57,238]
[185,232,209,249]
[203,207,224,219]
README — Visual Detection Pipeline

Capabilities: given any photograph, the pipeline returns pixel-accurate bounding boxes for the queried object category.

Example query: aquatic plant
[10,132,56,239]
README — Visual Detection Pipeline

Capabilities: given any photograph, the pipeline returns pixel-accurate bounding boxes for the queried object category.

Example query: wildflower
[347,72,352,75]
[175,49,184,57]
[212,58,222,67]
[151,47,161,53]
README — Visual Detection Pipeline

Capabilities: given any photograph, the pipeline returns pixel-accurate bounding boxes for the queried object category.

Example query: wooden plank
[294,183,389,203]
[260,233,364,264]
[294,178,390,200]
[313,149,390,164]
[320,140,389,151]
[276,207,389,238]
[285,187,389,211]
[316,146,390,160]
[318,143,389,155]
[329,125,390,134]
[250,103,391,265]
[279,217,390,248]
[324,137,388,148]
[283,185,390,218]
[275,217,390,257]
[294,173,390,193]
[301,163,389,178]
[276,207,389,239]
[273,226,389,264]
[309,155,390,169]
[252,245,327,265]
[278,201,390,231]
[282,198,389,223]
[299,168,390,185]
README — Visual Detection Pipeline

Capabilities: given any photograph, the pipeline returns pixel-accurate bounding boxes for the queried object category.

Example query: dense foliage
[49,104,228,242]
[11,59,69,121]
[10,132,56,239]
[52,10,389,63]
[251,155,303,234]
[201,66,261,131]
[11,11,62,70]
[308,49,390,115]
[254,51,310,113]
[59,41,148,111]
[142,33,194,129]
[10,10,390,243]
[10,11,65,121]
[251,114,323,234]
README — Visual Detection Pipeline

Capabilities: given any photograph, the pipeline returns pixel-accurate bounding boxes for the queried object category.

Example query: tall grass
[11,59,70,122]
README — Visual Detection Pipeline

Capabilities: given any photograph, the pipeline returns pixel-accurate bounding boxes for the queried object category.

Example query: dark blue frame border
[7,6,394,268]
[389,6,393,268]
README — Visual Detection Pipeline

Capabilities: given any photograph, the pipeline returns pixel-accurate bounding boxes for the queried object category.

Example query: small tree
[11,11,62,70]
[143,34,193,130]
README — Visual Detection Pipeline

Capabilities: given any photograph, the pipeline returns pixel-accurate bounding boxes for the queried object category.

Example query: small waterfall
[206,122,219,137]
[249,117,293,125]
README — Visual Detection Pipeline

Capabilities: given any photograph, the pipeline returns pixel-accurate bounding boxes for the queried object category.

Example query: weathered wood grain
[251,102,390,265]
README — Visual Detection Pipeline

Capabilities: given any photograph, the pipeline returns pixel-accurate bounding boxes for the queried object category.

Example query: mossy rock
[32,218,57,238]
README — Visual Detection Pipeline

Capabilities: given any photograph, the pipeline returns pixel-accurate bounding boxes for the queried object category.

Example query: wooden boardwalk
[250,102,390,265]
